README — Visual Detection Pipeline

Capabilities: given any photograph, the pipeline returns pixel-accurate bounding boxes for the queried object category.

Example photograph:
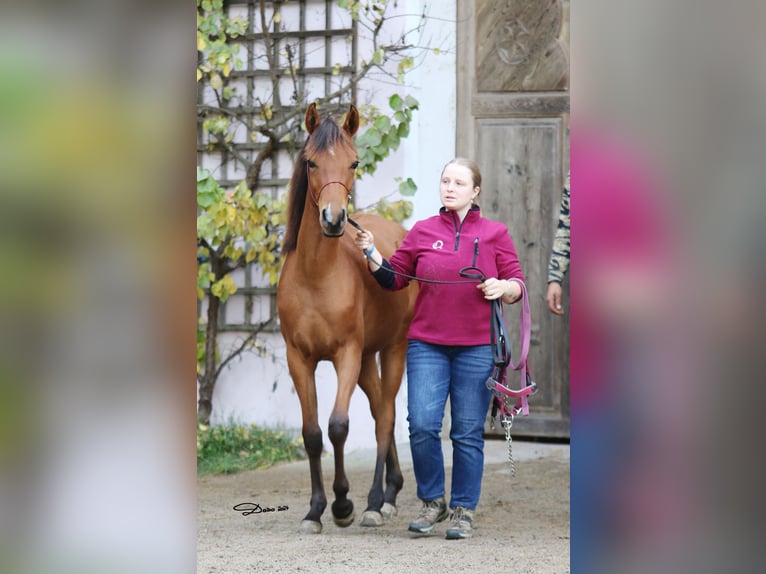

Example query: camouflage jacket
[547,172,570,284]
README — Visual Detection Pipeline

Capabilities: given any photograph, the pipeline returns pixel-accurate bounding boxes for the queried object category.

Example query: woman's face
[439,163,479,214]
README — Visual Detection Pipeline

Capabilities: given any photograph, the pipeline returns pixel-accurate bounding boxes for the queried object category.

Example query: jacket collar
[439,204,481,221]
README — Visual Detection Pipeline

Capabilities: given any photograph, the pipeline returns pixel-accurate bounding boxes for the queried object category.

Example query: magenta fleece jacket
[375,206,525,346]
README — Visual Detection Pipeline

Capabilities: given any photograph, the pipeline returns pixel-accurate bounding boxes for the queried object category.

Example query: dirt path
[198,439,570,573]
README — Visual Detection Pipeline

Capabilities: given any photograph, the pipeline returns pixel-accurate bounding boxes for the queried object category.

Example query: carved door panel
[457,0,570,438]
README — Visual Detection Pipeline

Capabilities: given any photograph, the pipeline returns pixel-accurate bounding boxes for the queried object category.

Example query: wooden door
[457,0,570,438]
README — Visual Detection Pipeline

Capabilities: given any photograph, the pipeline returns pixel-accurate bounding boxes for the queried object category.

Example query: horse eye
[306,159,317,169]
[350,160,359,169]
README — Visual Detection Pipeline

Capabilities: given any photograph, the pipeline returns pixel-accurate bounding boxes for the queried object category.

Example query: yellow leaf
[197,69,202,82]
[197,34,206,51]
[273,12,281,24]
[222,62,231,77]
[210,72,223,90]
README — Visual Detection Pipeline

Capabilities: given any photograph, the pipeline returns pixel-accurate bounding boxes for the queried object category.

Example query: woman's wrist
[504,279,519,302]
[363,244,376,258]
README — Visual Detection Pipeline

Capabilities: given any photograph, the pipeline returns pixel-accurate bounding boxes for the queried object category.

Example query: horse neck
[295,197,345,276]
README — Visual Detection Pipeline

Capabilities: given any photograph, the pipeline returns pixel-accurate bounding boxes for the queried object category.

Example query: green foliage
[395,176,418,196]
[370,199,413,222]
[197,0,247,86]
[196,167,285,301]
[197,423,305,475]
[197,0,246,147]
[355,94,419,177]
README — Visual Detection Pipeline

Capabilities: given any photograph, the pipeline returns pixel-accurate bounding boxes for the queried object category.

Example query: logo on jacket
[432,240,444,250]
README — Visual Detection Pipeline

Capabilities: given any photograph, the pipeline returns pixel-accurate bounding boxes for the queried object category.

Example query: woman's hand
[354,229,375,253]
[478,278,520,302]
[354,229,383,270]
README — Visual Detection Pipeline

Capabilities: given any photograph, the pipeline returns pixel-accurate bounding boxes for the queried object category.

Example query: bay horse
[277,103,416,533]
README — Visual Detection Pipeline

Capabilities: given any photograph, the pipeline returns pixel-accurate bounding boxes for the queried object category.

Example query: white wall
[207,0,457,452]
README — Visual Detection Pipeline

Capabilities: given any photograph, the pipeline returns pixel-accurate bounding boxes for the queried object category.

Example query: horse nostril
[322,207,333,225]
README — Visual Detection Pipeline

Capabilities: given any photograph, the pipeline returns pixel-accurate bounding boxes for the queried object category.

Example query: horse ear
[343,104,360,136]
[305,103,320,135]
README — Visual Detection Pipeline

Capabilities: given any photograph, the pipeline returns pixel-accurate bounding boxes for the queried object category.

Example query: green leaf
[197,213,215,235]
[404,95,419,109]
[210,275,237,302]
[362,128,382,147]
[398,177,418,196]
[197,189,219,209]
[389,93,403,110]
[397,122,410,138]
[387,130,400,150]
[374,115,391,132]
[372,144,388,158]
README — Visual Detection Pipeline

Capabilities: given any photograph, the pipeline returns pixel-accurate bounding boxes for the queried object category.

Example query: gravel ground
[198,438,570,573]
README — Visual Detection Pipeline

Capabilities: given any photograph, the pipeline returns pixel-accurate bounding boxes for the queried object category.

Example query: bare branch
[259,0,282,108]
[246,129,278,192]
[213,324,268,381]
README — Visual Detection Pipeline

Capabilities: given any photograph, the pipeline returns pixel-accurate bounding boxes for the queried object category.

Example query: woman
[354,158,525,539]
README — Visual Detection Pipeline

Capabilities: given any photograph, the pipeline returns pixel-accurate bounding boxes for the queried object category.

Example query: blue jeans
[406,340,493,510]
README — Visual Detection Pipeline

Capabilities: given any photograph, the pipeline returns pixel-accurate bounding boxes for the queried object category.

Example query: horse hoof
[300,520,322,534]
[381,502,398,519]
[360,510,383,527]
[333,511,355,528]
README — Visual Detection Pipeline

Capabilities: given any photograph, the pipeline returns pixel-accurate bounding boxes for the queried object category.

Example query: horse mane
[281,116,355,255]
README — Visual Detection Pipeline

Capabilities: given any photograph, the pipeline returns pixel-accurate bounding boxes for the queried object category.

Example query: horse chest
[279,279,360,354]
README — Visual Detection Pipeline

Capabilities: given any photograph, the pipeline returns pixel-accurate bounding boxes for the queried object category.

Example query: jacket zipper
[472,237,479,267]
[452,212,467,250]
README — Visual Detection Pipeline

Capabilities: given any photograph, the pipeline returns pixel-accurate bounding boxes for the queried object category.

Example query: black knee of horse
[327,414,349,447]
[303,428,324,458]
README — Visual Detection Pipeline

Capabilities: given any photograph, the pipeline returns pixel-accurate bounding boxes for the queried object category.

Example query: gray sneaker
[445,506,474,539]
[408,497,448,534]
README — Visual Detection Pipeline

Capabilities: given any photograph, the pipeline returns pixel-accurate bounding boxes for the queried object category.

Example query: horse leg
[356,353,388,526]
[379,342,407,512]
[286,347,326,533]
[357,349,404,526]
[328,348,362,527]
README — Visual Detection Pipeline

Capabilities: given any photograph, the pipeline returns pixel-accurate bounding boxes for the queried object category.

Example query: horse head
[304,103,360,237]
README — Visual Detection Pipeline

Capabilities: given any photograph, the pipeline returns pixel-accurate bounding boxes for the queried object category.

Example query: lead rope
[485,278,535,479]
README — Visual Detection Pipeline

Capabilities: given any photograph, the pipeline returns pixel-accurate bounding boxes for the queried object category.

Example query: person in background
[546,172,570,315]
[354,158,526,540]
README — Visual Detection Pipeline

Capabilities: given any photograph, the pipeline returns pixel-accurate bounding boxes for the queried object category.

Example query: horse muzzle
[320,206,347,237]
